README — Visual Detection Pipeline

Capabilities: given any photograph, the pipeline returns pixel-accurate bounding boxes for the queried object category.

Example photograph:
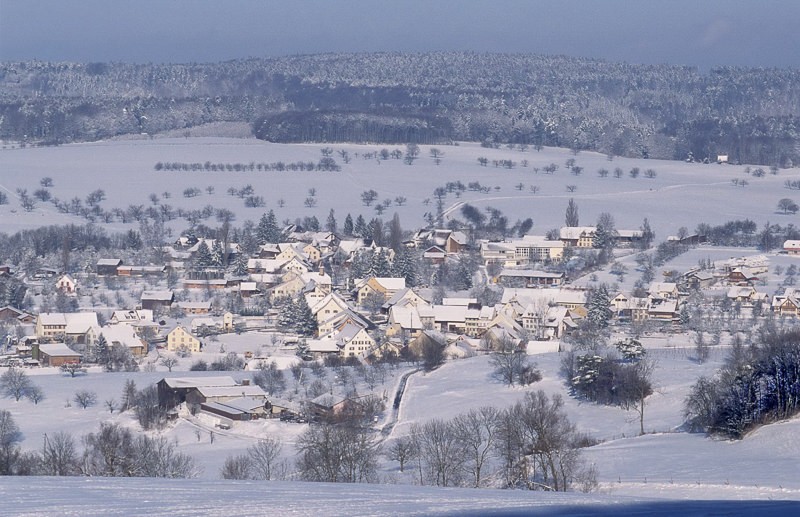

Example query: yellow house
[302,243,322,263]
[356,277,406,305]
[309,293,350,324]
[167,326,202,353]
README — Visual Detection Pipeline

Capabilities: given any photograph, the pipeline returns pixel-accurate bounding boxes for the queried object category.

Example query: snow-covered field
[3,476,798,516]
[3,136,800,512]
[3,137,799,240]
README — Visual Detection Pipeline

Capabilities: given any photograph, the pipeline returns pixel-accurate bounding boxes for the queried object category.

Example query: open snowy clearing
[3,137,799,240]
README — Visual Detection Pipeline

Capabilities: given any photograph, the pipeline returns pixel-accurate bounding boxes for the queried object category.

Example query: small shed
[35,343,82,367]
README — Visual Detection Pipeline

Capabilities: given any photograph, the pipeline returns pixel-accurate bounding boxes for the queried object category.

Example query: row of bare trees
[390,391,596,491]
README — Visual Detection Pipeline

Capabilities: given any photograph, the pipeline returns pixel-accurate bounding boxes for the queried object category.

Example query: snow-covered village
[0,136,799,514]
[3,2,800,515]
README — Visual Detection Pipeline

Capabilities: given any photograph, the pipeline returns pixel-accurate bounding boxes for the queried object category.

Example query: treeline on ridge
[1,52,799,165]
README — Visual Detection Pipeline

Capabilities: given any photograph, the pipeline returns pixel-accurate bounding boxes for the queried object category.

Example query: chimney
[240,379,250,386]
[319,264,325,276]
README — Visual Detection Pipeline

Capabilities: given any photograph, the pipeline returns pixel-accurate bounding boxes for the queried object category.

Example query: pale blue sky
[1,0,797,68]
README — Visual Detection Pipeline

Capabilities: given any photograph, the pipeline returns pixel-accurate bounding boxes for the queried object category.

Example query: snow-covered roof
[442,297,477,306]
[141,290,174,301]
[559,226,595,240]
[162,376,237,389]
[99,325,146,350]
[64,313,99,333]
[37,313,67,326]
[37,343,81,357]
[96,258,123,266]
[373,277,406,291]
[194,385,267,399]
[389,305,424,330]
[307,338,340,353]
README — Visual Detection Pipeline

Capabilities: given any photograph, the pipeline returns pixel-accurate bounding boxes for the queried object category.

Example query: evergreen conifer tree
[343,214,354,236]
[587,284,613,328]
[392,247,418,287]
[370,248,392,277]
[294,295,318,337]
[95,334,109,367]
[354,215,368,240]
[276,296,296,332]
[326,209,338,234]
[210,240,224,267]
[194,240,212,267]
[233,253,248,276]
[257,210,282,244]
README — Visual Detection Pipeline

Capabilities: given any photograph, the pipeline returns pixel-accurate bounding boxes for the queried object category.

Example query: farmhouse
[186,384,267,406]
[55,274,77,294]
[0,306,34,324]
[201,397,268,421]
[157,376,240,408]
[166,326,202,353]
[100,324,148,357]
[785,240,800,255]
[35,312,98,344]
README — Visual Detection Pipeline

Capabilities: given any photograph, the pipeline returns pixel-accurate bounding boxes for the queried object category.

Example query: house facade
[166,326,202,353]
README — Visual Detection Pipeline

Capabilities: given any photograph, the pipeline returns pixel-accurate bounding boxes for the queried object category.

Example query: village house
[727,267,761,286]
[784,240,800,255]
[328,322,376,358]
[0,306,35,324]
[356,277,406,305]
[35,312,98,344]
[726,286,767,305]
[422,245,447,264]
[648,282,679,300]
[382,288,428,313]
[684,270,716,289]
[308,292,351,325]
[479,241,517,267]
[318,307,371,338]
[559,226,596,248]
[386,305,425,338]
[166,325,202,353]
[172,300,212,315]
[772,288,800,316]
[615,230,644,248]
[100,324,148,357]
[55,274,77,294]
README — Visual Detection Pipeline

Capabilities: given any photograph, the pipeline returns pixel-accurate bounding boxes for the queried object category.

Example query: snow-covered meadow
[3,136,799,241]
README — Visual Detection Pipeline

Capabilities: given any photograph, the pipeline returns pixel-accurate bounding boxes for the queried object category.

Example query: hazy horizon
[1,0,799,69]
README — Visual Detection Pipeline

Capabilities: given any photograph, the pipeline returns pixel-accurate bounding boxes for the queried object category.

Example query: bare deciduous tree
[73,390,98,409]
